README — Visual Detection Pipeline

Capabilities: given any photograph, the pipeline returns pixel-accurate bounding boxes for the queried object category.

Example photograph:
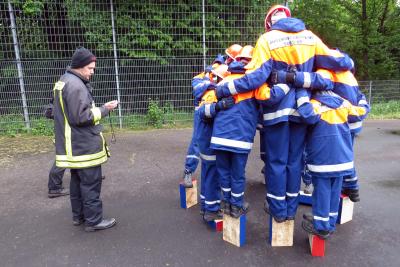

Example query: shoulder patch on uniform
[53,81,65,91]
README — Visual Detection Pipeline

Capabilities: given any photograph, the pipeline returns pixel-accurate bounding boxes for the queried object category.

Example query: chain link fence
[1,0,399,134]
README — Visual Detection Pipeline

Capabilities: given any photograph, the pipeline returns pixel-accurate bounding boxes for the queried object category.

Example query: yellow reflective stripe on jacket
[56,154,108,168]
[91,107,102,124]
[54,80,108,168]
[54,81,72,157]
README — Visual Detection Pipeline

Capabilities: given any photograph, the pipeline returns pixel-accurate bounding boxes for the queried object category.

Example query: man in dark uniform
[53,47,118,232]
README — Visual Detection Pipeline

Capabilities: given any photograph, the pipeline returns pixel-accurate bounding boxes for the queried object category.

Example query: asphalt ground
[0,120,399,267]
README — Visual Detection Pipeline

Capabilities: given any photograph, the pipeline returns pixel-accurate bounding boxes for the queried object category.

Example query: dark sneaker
[263,200,286,223]
[221,201,231,214]
[48,188,69,198]
[203,210,223,222]
[342,188,360,202]
[301,220,330,240]
[72,218,84,226]
[230,202,249,218]
[303,184,313,195]
[182,170,193,188]
[85,218,117,232]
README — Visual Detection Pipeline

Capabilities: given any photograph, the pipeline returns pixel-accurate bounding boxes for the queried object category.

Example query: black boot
[230,202,249,218]
[301,220,330,240]
[48,188,69,198]
[221,200,231,214]
[263,200,286,223]
[342,188,360,202]
[203,210,223,222]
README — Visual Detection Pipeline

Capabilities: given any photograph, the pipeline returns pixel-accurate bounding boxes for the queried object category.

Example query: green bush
[146,100,164,128]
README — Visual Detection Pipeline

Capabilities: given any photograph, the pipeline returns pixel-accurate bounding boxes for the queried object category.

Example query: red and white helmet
[264,5,291,31]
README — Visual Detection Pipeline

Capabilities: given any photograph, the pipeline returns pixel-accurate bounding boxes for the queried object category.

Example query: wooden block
[268,216,294,246]
[207,219,223,232]
[223,214,246,247]
[179,179,198,209]
[299,190,312,206]
[308,234,325,257]
[337,194,354,224]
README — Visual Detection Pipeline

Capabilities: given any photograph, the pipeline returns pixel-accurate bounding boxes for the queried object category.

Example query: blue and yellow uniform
[292,68,370,192]
[215,17,353,220]
[212,61,290,209]
[297,90,368,233]
[196,89,222,214]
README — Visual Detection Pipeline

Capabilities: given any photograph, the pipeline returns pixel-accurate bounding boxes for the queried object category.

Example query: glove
[215,97,235,111]
[269,70,296,85]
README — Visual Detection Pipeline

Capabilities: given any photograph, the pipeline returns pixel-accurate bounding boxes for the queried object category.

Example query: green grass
[1,100,399,136]
[368,100,400,119]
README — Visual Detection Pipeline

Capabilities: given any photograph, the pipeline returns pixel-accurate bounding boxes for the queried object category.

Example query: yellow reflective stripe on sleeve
[91,107,102,124]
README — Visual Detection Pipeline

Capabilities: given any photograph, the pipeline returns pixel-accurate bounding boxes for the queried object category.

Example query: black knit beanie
[70,47,96,69]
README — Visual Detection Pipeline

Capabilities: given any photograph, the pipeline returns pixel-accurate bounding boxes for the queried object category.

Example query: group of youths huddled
[180,5,369,240]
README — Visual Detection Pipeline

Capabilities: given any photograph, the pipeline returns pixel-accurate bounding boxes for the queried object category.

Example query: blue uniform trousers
[184,113,200,173]
[216,150,249,208]
[312,175,343,232]
[342,133,358,190]
[264,121,289,219]
[287,122,308,217]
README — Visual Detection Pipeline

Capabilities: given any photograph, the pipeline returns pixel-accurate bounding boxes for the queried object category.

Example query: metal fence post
[368,80,372,105]
[202,0,206,71]
[8,0,31,130]
[110,0,123,129]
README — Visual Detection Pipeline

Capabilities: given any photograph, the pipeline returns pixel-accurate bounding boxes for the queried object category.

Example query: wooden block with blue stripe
[223,214,246,247]
[207,219,223,232]
[179,179,198,209]
[337,194,354,224]
[299,190,312,206]
[308,234,325,257]
[268,216,294,247]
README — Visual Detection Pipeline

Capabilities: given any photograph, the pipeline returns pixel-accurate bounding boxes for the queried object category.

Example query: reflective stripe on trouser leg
[48,160,66,191]
[230,153,249,208]
[184,113,200,173]
[216,150,232,203]
[329,176,343,231]
[265,122,289,219]
[312,176,331,232]
[76,165,103,226]
[287,122,307,217]
[203,159,221,212]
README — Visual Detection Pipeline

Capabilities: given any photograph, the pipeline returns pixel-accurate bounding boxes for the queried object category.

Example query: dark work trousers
[48,161,66,191]
[70,166,103,226]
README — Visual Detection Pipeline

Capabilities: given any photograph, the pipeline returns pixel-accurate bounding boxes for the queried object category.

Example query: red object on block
[309,234,325,257]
